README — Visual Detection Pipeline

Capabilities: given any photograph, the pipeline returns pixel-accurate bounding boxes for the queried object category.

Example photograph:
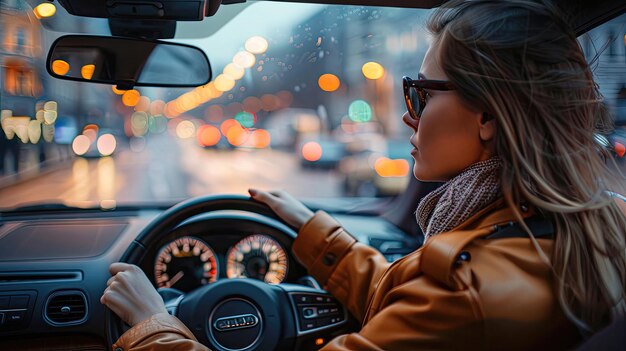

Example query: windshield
[0,1,624,211]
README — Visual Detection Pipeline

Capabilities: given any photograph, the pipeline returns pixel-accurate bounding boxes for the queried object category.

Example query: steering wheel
[107,194,349,351]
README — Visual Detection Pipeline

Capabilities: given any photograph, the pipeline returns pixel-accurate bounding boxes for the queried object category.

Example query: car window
[0,1,430,209]
[580,14,626,169]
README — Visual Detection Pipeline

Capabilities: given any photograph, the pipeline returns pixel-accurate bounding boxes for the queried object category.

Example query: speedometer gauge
[154,236,218,291]
[226,234,288,284]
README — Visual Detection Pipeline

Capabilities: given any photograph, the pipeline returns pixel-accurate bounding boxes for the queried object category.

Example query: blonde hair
[427,0,626,332]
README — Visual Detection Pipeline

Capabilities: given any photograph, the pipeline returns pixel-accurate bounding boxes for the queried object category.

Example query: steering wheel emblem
[214,314,259,332]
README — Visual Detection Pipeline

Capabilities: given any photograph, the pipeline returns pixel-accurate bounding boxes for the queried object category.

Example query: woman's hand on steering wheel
[101,262,168,326]
[248,189,314,230]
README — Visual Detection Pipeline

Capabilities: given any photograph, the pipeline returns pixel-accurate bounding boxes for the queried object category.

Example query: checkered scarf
[416,157,502,241]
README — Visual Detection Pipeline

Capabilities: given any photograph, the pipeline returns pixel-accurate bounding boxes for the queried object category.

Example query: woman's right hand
[248,189,314,231]
[101,263,168,327]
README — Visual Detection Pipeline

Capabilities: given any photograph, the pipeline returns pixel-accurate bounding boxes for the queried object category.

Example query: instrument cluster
[153,233,290,292]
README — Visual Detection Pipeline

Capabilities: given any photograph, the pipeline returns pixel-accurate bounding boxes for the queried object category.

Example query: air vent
[44,291,88,326]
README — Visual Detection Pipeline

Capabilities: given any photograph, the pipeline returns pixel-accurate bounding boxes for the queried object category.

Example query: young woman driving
[101,1,626,350]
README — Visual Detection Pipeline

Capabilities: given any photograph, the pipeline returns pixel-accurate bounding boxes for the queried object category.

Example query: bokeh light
[150,100,166,116]
[44,101,57,111]
[81,64,95,80]
[163,102,178,119]
[205,82,222,99]
[83,129,97,143]
[252,129,271,148]
[205,105,224,122]
[176,120,196,139]
[131,112,149,137]
[112,86,127,95]
[28,120,41,144]
[276,91,294,108]
[52,60,69,76]
[223,63,245,80]
[42,123,54,142]
[374,157,409,177]
[234,111,256,128]
[72,135,91,156]
[361,62,385,80]
[83,124,99,133]
[148,115,168,134]
[302,142,323,162]
[348,100,373,122]
[318,74,340,92]
[233,51,256,69]
[220,119,240,136]
[135,96,151,112]
[43,110,57,125]
[261,94,279,111]
[226,124,248,146]
[13,117,29,143]
[196,125,221,147]
[243,97,262,113]
[122,90,141,107]
[34,3,56,18]
[615,142,626,158]
[214,74,236,92]
[244,36,269,54]
[97,133,117,156]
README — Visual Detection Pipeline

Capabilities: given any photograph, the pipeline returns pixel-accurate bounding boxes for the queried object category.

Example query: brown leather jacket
[113,199,580,351]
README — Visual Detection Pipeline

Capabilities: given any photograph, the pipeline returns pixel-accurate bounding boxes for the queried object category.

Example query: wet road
[0,135,343,209]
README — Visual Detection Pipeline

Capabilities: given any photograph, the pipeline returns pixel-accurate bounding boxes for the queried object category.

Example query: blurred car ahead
[341,139,412,197]
[71,125,119,158]
[298,137,347,169]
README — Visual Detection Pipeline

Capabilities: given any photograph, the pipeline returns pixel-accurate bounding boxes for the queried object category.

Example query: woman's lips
[411,148,418,155]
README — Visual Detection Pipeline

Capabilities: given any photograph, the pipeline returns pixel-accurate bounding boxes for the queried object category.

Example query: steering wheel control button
[289,292,347,334]
[294,294,313,303]
[317,307,330,316]
[302,307,318,318]
[209,298,262,350]
[9,295,29,309]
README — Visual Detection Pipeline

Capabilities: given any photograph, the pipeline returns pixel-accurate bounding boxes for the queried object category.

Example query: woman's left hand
[101,262,168,326]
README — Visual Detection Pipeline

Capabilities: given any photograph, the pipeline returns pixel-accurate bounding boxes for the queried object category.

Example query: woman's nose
[402,111,418,130]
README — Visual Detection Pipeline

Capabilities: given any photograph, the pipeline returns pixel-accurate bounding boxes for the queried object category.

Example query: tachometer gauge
[154,236,218,291]
[226,234,288,284]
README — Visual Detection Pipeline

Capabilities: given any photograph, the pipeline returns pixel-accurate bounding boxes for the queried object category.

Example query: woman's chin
[413,165,445,182]
[413,166,431,182]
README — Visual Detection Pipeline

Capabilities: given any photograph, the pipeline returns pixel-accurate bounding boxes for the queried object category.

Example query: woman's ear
[478,112,496,142]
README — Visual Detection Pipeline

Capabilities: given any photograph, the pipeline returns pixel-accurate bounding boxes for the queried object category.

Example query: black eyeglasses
[403,76,455,120]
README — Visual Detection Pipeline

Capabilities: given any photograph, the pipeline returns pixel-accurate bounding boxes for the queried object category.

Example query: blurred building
[0,0,121,175]
[0,0,44,174]
[0,0,43,117]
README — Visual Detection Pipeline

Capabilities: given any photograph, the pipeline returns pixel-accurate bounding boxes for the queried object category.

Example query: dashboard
[0,204,418,350]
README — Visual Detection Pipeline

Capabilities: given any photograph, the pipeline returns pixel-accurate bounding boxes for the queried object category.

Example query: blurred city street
[0,134,343,209]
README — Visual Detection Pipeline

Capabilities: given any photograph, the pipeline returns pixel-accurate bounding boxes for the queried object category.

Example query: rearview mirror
[46,35,211,89]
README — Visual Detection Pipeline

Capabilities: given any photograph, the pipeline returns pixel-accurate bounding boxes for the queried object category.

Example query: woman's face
[404,42,494,182]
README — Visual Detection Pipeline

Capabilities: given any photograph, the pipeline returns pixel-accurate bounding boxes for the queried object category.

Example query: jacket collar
[419,197,537,290]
